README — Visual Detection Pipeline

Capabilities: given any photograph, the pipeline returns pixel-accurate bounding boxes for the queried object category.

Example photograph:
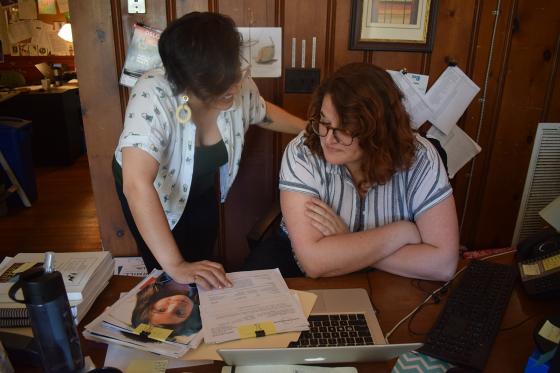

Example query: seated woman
[244,63,459,281]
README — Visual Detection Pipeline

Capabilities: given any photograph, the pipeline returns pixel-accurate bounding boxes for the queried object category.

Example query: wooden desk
[14,255,560,372]
[369,254,560,372]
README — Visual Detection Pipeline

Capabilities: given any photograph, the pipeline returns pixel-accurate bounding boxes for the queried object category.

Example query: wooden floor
[0,156,102,258]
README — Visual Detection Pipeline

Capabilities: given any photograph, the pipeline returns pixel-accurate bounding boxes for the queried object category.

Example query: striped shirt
[279,133,452,233]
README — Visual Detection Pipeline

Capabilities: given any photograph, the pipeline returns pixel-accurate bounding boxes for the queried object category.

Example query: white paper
[425,66,480,135]
[104,343,211,371]
[405,72,429,94]
[238,27,282,78]
[84,321,189,359]
[28,20,51,55]
[387,70,433,129]
[48,30,72,55]
[198,269,308,344]
[428,125,482,179]
[113,257,147,277]
[7,21,31,43]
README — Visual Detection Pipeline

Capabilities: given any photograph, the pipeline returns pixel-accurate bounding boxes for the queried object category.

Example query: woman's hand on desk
[166,260,233,290]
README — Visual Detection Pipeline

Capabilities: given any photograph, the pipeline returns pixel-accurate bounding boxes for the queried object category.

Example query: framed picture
[350,0,439,52]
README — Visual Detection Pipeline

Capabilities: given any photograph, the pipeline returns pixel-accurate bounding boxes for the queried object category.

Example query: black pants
[242,231,304,278]
[115,180,219,273]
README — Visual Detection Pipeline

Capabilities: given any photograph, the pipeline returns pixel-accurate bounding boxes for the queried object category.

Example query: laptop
[218,288,422,365]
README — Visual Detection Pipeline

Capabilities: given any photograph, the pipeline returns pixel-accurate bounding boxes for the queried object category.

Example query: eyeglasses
[309,118,356,146]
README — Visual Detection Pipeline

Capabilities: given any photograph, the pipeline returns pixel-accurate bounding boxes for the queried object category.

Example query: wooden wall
[69,0,560,269]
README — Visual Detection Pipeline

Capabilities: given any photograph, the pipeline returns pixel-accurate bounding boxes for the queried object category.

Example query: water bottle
[8,252,84,373]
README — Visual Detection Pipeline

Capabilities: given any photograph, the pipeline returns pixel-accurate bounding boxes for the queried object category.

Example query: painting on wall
[238,27,282,78]
[350,0,439,52]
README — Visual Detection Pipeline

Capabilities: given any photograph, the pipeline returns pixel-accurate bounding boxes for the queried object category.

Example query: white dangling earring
[175,94,192,124]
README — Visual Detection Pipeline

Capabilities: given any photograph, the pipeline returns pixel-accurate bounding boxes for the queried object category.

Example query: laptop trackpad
[309,288,372,314]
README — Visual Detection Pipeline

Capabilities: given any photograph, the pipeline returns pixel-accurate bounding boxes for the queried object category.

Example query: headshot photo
[130,272,202,344]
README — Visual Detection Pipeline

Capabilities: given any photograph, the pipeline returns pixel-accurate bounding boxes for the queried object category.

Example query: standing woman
[113,12,305,288]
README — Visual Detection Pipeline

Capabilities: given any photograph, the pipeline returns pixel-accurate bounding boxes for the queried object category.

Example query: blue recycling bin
[0,117,37,207]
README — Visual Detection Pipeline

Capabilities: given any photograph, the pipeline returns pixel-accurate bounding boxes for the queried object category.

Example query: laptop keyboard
[288,313,374,348]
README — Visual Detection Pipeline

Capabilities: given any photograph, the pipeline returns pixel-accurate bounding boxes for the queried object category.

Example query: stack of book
[0,251,114,327]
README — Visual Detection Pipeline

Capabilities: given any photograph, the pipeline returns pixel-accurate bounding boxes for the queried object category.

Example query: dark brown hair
[305,63,416,186]
[131,276,202,337]
[158,12,242,100]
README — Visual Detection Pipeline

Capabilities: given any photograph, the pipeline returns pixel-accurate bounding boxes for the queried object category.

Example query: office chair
[246,135,449,250]
[0,70,26,89]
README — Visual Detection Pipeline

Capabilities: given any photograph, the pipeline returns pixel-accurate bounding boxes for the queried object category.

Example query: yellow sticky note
[13,262,37,274]
[237,321,277,339]
[132,323,173,342]
[125,359,168,373]
[522,263,541,276]
[543,254,560,271]
[539,320,560,344]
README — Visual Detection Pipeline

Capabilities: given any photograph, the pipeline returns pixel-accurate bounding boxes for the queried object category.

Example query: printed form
[198,269,309,344]
[387,70,432,129]
[425,66,480,135]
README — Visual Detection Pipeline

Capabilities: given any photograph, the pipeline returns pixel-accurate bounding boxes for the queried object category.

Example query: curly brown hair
[305,63,416,186]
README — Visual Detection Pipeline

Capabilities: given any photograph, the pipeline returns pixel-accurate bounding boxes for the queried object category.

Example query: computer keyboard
[288,313,374,347]
[418,260,517,371]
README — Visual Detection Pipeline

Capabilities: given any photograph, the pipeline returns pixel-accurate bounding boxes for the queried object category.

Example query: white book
[0,251,112,303]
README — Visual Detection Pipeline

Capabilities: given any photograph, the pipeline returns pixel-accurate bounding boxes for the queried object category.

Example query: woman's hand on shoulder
[166,260,233,290]
[305,198,349,236]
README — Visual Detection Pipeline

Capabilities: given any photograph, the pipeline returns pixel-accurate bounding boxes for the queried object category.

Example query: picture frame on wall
[349,0,439,52]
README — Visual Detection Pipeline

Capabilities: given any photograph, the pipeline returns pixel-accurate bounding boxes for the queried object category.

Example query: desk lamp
[34,62,53,80]
[57,23,73,43]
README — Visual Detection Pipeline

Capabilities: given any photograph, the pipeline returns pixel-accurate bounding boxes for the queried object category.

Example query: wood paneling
[69,0,136,256]
[471,0,560,247]
[175,0,209,17]
[453,0,516,245]
[67,0,560,266]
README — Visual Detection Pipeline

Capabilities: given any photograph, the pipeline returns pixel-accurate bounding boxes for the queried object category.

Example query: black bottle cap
[18,267,67,305]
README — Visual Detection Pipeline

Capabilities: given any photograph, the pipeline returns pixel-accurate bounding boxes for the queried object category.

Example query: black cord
[411,278,445,297]
[407,301,439,336]
[410,279,431,295]
[406,280,453,335]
